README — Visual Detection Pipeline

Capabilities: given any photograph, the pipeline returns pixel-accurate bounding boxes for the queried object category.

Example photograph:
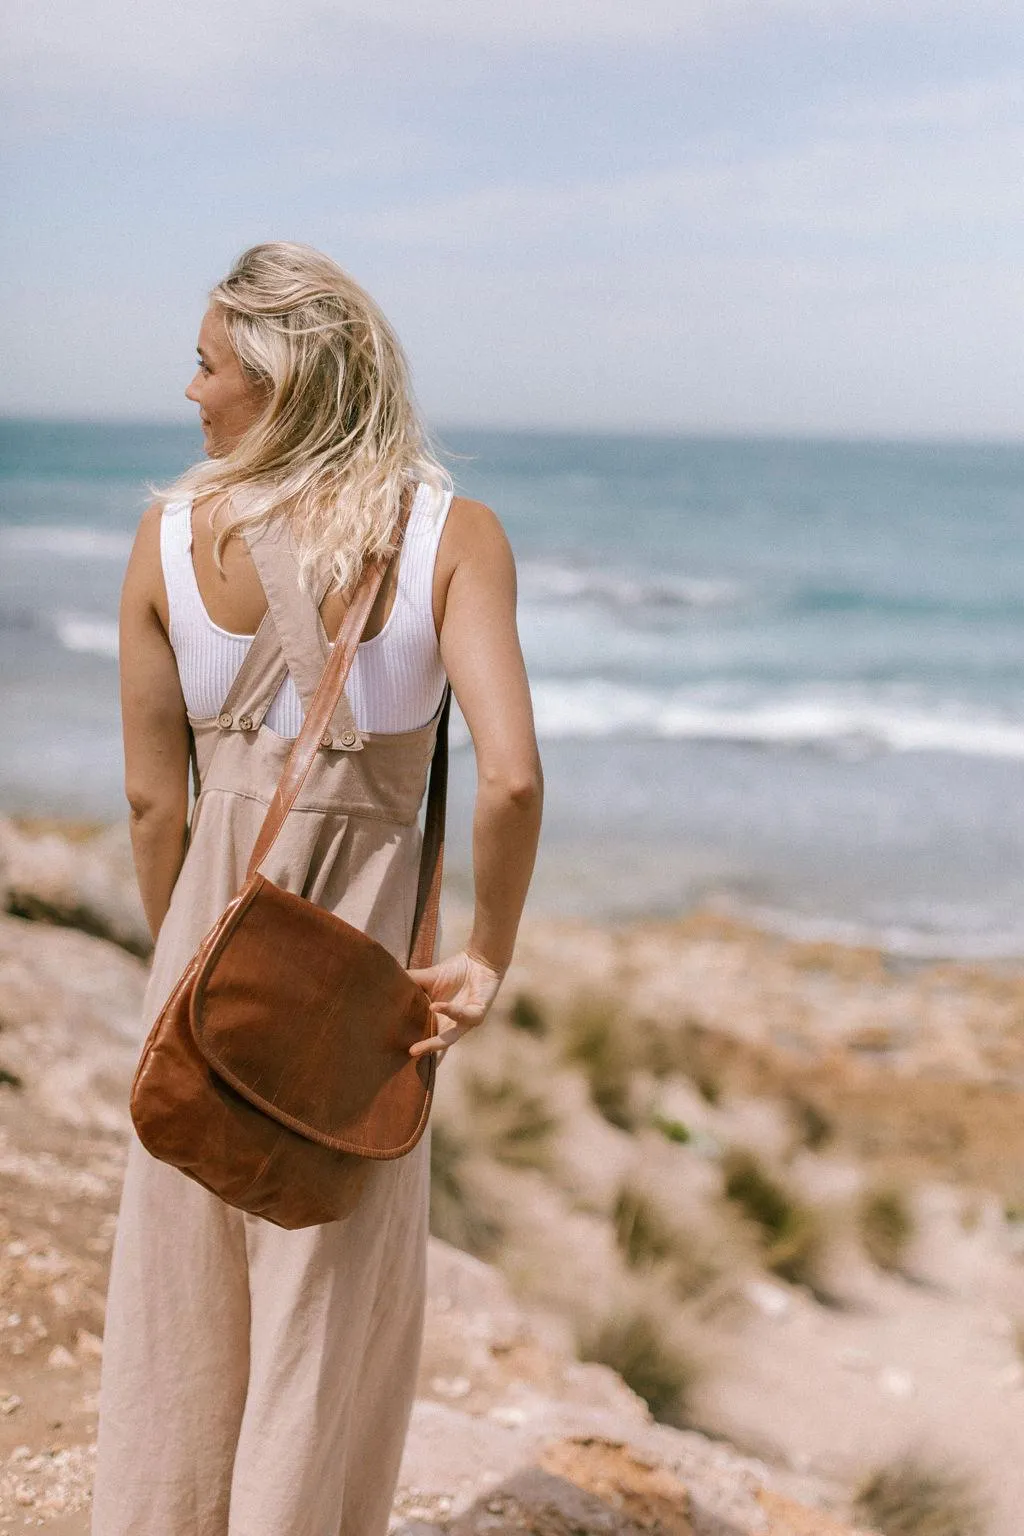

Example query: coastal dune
[1,819,1022,1533]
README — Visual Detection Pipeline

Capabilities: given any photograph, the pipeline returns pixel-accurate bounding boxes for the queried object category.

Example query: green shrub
[651,1114,691,1145]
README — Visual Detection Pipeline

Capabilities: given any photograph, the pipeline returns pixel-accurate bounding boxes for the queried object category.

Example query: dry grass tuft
[428,1032,561,1258]
[578,1291,701,1423]
[613,1183,679,1269]
[789,1093,832,1150]
[560,994,638,1130]
[721,1146,825,1287]
[611,1181,725,1302]
[508,991,547,1036]
[858,1182,916,1273]
[428,1121,504,1259]
[853,1454,989,1536]
[461,1063,558,1171]
[693,1069,722,1105]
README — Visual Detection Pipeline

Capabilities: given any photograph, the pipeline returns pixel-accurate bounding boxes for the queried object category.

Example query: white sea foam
[518,560,742,610]
[529,678,1024,760]
[710,896,1024,962]
[0,525,134,559]
[54,612,120,659]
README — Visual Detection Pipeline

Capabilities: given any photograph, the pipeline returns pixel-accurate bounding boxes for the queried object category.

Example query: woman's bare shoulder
[439,496,513,566]
[432,497,516,632]
[126,502,164,571]
[122,502,169,625]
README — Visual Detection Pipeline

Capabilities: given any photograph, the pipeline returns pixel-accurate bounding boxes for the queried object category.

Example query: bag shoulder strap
[244,487,449,969]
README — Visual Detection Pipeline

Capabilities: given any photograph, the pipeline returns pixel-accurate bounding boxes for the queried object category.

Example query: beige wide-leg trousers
[92,1129,430,1535]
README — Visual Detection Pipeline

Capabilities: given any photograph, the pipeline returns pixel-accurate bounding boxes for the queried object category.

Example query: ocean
[2,418,1024,956]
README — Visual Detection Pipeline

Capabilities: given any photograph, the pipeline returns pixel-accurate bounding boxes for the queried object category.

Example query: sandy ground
[0,906,869,1535]
[2,818,1023,1532]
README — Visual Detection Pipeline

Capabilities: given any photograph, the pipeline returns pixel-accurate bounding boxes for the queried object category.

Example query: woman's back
[160,482,452,736]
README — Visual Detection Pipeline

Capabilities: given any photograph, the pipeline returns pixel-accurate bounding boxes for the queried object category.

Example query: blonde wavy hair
[160,241,451,593]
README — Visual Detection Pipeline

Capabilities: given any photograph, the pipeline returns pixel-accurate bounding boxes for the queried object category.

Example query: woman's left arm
[119,505,192,941]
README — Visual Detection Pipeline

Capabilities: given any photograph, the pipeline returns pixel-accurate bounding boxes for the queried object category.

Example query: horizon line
[2,413,1024,452]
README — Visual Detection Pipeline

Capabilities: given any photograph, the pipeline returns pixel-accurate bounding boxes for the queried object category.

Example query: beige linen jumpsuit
[92,517,443,1535]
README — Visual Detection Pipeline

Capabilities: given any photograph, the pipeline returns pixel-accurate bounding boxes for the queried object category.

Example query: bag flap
[190,876,436,1158]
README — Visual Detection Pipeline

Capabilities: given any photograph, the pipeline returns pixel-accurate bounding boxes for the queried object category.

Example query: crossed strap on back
[215,527,361,749]
[210,490,450,972]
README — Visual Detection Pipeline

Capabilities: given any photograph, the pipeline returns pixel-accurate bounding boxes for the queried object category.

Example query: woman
[93,242,543,1534]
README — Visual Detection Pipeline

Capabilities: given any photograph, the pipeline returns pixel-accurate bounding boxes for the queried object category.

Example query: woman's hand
[407,949,505,1060]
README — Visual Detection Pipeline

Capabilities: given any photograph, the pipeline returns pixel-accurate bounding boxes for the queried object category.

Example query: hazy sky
[4,1,1023,436]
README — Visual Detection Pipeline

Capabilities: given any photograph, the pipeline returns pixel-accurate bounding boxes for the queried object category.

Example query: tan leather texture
[193,876,435,1156]
[130,492,447,1230]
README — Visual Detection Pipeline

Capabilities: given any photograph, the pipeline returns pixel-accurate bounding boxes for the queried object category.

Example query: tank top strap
[160,500,207,644]
[243,517,363,750]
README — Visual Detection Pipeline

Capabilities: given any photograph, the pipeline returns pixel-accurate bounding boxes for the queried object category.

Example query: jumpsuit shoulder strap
[243,517,363,752]
[215,609,291,735]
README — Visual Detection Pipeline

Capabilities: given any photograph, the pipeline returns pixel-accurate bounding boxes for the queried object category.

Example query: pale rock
[876,1365,915,1398]
[744,1279,792,1318]
[429,1375,471,1400]
[75,1329,104,1360]
[0,819,148,956]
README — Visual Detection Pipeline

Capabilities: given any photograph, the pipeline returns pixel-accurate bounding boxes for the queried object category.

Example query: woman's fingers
[429,998,486,1023]
[406,949,505,1058]
[409,1020,466,1058]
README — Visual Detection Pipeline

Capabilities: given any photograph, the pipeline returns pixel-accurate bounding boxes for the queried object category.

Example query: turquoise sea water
[2,418,1024,955]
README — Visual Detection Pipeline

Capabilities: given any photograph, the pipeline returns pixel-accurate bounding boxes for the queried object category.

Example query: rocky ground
[1,817,1022,1533]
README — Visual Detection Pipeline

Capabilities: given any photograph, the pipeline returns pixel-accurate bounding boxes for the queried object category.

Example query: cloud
[7,0,1021,87]
[353,69,1024,249]
[329,64,1024,434]
[4,2,1022,434]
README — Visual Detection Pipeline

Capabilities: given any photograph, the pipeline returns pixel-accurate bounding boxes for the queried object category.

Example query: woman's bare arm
[409,497,543,1056]
[119,505,192,940]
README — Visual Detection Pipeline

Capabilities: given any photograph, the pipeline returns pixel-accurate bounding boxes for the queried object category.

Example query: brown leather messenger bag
[130,502,447,1230]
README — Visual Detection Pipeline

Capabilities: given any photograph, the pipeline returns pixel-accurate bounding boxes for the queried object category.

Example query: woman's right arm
[407,497,543,1057]
[119,505,193,941]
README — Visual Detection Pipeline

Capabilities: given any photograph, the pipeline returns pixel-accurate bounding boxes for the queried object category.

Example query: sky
[3,1,1023,437]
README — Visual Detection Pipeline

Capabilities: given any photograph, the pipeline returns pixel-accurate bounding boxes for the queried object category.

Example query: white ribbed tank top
[160,484,452,736]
